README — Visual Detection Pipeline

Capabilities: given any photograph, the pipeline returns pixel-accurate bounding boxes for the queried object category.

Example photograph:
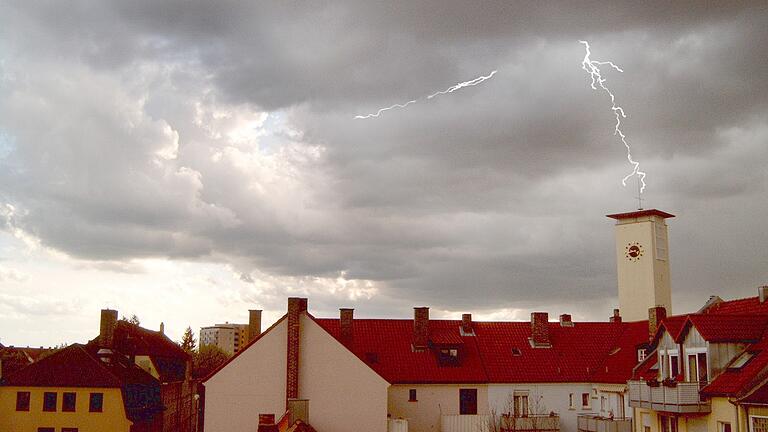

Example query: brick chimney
[159,322,165,334]
[99,309,118,348]
[413,307,430,350]
[258,414,278,432]
[760,286,768,303]
[461,313,474,336]
[530,312,551,348]
[610,309,622,323]
[340,308,354,346]
[648,306,667,341]
[559,314,574,327]
[249,309,263,342]
[286,298,307,405]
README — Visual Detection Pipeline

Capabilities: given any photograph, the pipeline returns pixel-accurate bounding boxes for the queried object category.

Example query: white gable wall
[204,318,288,432]
[299,314,390,432]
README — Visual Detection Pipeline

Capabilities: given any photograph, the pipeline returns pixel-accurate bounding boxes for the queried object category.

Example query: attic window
[729,351,755,369]
[438,348,460,366]
[365,352,379,364]
[511,348,522,356]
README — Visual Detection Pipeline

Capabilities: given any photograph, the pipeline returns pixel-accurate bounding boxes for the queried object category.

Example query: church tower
[607,209,675,322]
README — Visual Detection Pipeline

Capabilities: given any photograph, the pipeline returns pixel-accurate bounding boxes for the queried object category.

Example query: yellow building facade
[0,386,132,432]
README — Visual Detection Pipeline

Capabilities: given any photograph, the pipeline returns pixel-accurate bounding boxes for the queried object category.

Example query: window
[37,428,54,432]
[16,391,30,411]
[43,392,57,412]
[408,389,417,402]
[459,389,478,415]
[730,351,754,369]
[582,393,591,409]
[669,355,679,378]
[513,393,529,417]
[62,429,79,432]
[569,393,574,409]
[600,396,606,412]
[89,392,104,412]
[511,348,522,356]
[439,348,460,365]
[752,417,768,432]
[660,415,678,432]
[637,349,647,362]
[698,353,708,383]
[719,423,732,432]
[63,392,76,412]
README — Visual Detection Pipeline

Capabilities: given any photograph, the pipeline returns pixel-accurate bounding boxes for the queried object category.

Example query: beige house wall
[633,398,748,432]
[389,384,489,432]
[204,318,288,432]
[299,314,390,432]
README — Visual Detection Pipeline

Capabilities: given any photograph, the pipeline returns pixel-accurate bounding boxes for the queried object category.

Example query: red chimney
[559,314,573,327]
[286,298,307,405]
[610,309,622,323]
[648,306,667,341]
[413,307,430,350]
[530,312,551,348]
[258,414,278,432]
[461,313,474,336]
[340,308,354,346]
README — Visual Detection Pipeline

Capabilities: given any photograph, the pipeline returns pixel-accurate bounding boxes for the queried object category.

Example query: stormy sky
[1,1,767,345]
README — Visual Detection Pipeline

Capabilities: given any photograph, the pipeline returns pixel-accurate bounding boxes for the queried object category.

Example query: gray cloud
[0,1,767,324]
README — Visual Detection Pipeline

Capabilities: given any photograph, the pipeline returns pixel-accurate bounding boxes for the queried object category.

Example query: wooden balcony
[578,415,632,432]
[628,380,710,414]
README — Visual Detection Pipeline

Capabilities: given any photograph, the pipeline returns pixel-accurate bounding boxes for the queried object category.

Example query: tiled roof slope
[684,314,768,343]
[314,318,647,384]
[701,296,768,315]
[2,344,155,388]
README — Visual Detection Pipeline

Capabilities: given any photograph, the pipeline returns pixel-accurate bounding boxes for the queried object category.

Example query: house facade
[629,291,768,432]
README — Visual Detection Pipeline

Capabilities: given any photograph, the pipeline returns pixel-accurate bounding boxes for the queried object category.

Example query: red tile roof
[682,314,768,343]
[314,317,647,384]
[702,296,768,315]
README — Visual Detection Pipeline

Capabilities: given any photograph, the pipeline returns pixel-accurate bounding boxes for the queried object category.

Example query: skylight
[511,348,522,356]
[729,351,755,369]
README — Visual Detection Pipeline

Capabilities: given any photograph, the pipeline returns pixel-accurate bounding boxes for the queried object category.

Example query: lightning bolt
[579,40,647,194]
[427,70,498,99]
[353,100,417,119]
[354,70,497,120]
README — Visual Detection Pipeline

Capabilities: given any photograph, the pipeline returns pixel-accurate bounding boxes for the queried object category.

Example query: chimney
[648,306,667,341]
[99,309,118,348]
[461,313,474,336]
[610,309,622,323]
[413,307,430,350]
[249,309,263,341]
[530,312,551,348]
[159,322,165,335]
[340,308,354,346]
[760,286,768,303]
[258,414,278,432]
[559,314,574,327]
[286,298,307,405]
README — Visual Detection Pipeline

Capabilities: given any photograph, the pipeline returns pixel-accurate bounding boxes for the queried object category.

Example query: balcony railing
[500,414,560,432]
[628,380,710,413]
[578,415,631,432]
[441,415,490,432]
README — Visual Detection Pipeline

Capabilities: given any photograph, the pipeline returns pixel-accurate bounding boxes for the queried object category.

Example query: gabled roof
[1,344,155,388]
[315,318,647,384]
[681,314,768,343]
[700,296,768,315]
[701,340,768,397]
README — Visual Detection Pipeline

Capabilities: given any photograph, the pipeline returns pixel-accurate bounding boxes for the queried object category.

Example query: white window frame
[683,347,707,382]
[637,349,647,362]
[582,393,591,409]
[569,393,575,410]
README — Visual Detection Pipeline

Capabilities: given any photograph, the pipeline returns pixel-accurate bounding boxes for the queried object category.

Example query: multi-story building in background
[200,310,262,355]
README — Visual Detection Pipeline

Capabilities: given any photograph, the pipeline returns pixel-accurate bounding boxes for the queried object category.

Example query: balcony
[441,415,490,432]
[578,415,632,432]
[628,380,710,414]
[499,414,560,432]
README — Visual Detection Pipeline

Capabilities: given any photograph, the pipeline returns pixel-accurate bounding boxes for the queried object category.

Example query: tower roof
[606,209,675,220]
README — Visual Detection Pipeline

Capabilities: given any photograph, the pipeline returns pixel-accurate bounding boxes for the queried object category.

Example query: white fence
[442,415,490,432]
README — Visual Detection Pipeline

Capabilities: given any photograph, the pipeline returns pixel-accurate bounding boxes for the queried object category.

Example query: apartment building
[200,310,262,354]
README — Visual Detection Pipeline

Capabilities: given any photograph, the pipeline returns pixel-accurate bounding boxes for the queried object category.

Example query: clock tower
[607,209,675,322]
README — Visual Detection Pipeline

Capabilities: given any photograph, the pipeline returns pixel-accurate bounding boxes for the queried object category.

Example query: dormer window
[511,348,522,356]
[637,349,647,362]
[438,347,460,366]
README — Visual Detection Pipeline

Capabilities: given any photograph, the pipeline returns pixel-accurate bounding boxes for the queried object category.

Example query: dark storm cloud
[0,1,767,318]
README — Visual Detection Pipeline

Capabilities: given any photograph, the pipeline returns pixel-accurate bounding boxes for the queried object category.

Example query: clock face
[625,242,644,262]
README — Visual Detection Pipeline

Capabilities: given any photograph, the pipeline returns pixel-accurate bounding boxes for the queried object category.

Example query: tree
[192,345,231,379]
[179,326,197,353]
[120,314,141,325]
[487,392,556,432]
